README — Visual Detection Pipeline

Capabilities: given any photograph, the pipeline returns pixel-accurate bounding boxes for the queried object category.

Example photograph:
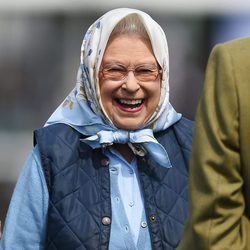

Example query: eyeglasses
[99,63,162,82]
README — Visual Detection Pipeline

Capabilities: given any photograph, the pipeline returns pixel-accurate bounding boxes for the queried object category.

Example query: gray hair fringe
[109,14,149,41]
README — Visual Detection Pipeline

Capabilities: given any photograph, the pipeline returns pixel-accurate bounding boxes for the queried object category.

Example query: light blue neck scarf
[46,8,181,168]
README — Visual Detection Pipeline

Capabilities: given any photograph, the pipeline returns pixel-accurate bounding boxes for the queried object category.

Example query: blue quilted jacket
[34,117,194,250]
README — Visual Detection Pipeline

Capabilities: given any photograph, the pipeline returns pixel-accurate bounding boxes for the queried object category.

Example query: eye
[136,65,157,75]
[104,65,126,74]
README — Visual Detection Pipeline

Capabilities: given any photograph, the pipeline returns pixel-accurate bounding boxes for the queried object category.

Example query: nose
[121,71,140,93]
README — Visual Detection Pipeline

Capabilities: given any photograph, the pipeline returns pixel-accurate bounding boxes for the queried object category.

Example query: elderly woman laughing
[0,8,193,250]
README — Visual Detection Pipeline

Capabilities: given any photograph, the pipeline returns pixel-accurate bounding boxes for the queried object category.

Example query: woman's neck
[114,144,134,163]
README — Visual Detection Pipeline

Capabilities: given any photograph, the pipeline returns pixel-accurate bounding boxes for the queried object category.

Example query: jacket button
[149,214,157,222]
[102,216,111,225]
[141,221,148,228]
[101,157,109,167]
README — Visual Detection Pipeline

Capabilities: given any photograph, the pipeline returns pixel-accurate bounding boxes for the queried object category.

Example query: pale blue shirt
[0,146,143,250]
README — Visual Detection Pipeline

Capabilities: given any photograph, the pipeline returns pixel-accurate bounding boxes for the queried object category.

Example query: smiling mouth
[115,98,144,109]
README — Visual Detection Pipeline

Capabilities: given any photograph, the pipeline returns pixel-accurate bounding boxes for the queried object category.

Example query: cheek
[98,79,109,113]
[99,76,107,99]
[150,84,161,110]
[99,82,112,103]
[99,78,122,102]
[151,83,161,101]
[98,80,118,118]
[98,85,113,122]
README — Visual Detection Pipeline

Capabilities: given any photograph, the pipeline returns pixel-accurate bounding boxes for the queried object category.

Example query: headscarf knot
[81,128,172,168]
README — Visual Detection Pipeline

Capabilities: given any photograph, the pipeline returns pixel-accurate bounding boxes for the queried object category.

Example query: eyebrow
[101,59,158,66]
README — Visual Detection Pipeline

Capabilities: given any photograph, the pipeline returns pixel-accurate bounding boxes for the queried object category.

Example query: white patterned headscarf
[46,8,182,168]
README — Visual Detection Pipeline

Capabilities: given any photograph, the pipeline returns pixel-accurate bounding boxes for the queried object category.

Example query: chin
[114,121,144,131]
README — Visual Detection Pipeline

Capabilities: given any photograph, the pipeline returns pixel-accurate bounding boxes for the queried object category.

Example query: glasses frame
[99,63,162,82]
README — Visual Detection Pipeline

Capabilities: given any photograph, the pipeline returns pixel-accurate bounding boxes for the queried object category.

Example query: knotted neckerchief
[81,129,172,167]
[45,8,182,168]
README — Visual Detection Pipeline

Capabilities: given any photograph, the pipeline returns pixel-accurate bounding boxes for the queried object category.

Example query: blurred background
[1,0,250,227]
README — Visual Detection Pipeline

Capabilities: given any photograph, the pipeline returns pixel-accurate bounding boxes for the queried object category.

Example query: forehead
[102,35,156,64]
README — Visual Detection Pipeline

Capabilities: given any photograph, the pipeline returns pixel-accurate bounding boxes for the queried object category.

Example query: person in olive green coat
[178,38,250,250]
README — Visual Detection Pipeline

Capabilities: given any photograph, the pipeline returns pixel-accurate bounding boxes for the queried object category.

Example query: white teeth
[119,99,142,105]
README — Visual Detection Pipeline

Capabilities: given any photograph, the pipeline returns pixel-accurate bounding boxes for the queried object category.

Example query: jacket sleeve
[178,43,250,250]
[0,146,48,250]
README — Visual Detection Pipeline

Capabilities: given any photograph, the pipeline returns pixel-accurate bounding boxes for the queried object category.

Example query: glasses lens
[103,65,126,81]
[135,65,158,81]
[101,64,160,81]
